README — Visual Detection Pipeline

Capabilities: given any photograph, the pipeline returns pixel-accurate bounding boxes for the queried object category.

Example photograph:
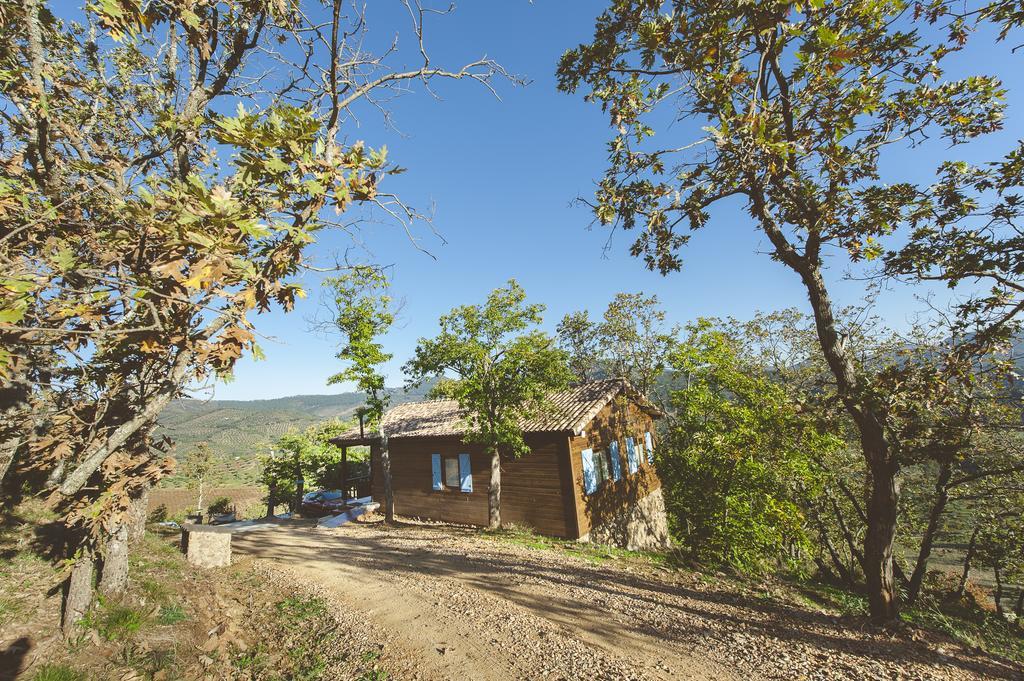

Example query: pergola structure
[331,412,378,501]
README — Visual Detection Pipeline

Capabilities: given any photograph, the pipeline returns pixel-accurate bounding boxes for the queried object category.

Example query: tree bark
[994,566,1005,615]
[126,485,149,543]
[907,461,952,605]
[99,523,129,596]
[827,492,867,577]
[290,449,304,515]
[197,477,206,516]
[863,456,900,622]
[795,260,899,623]
[956,525,980,598]
[812,510,856,586]
[378,427,395,523]
[62,556,94,636]
[266,481,277,518]
[488,448,501,530]
[57,317,231,497]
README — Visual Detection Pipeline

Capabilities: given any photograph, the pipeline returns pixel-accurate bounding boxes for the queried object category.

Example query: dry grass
[0,503,396,680]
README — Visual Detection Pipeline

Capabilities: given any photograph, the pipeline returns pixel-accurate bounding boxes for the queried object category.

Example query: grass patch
[483,525,669,567]
[275,595,329,624]
[796,580,1023,664]
[116,643,177,677]
[31,664,86,681]
[903,601,1024,664]
[138,576,171,603]
[156,603,188,625]
[0,595,25,627]
[355,648,388,681]
[797,582,870,617]
[84,599,149,641]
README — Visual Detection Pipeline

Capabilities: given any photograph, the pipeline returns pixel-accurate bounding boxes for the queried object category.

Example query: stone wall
[583,489,671,551]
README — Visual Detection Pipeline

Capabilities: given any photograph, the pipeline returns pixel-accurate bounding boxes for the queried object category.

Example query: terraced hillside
[155,384,434,486]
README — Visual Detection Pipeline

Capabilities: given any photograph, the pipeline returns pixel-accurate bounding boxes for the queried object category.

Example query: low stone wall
[584,489,671,551]
[181,524,232,568]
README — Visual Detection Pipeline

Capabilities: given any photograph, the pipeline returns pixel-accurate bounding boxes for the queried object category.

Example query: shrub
[207,497,233,516]
[147,503,168,524]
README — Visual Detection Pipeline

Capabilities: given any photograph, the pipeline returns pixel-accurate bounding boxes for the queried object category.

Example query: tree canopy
[405,279,571,527]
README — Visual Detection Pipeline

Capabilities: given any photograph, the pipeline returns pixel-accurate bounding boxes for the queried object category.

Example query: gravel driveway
[230,519,1021,681]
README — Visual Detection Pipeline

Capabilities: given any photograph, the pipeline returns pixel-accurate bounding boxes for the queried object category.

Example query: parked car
[300,490,347,516]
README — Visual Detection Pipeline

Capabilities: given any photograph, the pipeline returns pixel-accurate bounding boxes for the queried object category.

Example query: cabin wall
[566,397,669,549]
[371,433,573,537]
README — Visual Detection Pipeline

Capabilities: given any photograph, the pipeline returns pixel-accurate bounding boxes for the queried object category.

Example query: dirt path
[231,520,1021,681]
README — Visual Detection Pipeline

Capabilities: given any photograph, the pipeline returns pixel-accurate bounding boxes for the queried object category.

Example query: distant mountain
[155,383,435,486]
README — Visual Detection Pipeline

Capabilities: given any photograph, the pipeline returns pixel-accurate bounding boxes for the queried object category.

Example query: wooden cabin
[331,379,671,551]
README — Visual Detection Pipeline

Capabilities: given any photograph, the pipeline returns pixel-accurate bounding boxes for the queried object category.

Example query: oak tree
[559,0,1007,621]
[405,280,571,529]
[1,0,508,631]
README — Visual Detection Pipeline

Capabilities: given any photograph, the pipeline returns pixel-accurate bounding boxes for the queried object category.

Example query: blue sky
[210,1,1024,400]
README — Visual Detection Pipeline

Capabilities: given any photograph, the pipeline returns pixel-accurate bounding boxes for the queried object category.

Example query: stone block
[181,524,232,568]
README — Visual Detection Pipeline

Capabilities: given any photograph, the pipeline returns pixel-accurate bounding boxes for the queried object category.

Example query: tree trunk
[292,455,304,515]
[790,259,900,623]
[58,318,232,497]
[126,485,150,543]
[488,448,501,530]
[907,461,952,605]
[62,556,94,636]
[0,434,19,489]
[99,523,129,596]
[812,509,856,586]
[266,481,277,518]
[863,456,900,623]
[197,478,205,516]
[828,492,867,577]
[956,525,980,598]
[1014,587,1023,618]
[378,426,395,523]
[994,566,1005,615]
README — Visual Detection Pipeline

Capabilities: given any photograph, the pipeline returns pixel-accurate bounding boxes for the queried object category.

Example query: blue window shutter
[609,441,622,481]
[431,453,443,490]
[645,431,655,464]
[458,453,473,492]
[626,437,638,474]
[581,448,597,495]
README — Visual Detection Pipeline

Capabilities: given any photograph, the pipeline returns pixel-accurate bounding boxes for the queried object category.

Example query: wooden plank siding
[370,433,574,537]
[566,396,662,537]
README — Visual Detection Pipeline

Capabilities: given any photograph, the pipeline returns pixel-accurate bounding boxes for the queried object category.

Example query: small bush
[207,497,233,515]
[31,664,85,681]
[147,503,169,524]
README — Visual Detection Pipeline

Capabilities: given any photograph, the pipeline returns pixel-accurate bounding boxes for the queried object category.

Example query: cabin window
[608,441,623,481]
[444,456,461,488]
[644,431,655,465]
[625,437,639,475]
[594,449,610,486]
[582,448,612,495]
[432,452,473,493]
[581,448,597,494]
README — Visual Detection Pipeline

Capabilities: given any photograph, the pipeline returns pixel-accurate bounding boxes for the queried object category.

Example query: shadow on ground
[231,519,1022,680]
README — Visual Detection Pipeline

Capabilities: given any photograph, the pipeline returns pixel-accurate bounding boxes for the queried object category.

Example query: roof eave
[328,435,380,447]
